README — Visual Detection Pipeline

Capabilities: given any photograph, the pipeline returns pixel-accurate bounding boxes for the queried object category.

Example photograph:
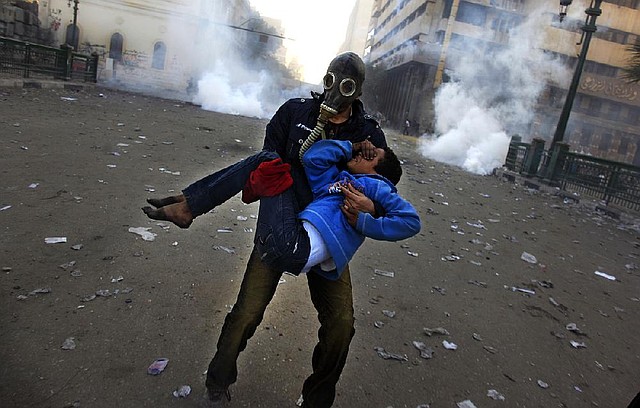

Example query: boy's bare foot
[146,194,185,209]
[142,201,193,228]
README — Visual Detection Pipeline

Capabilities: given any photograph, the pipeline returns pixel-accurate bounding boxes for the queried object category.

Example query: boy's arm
[354,183,421,241]
[302,140,352,196]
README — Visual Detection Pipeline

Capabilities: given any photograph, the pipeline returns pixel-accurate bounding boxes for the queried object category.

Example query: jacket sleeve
[355,182,421,241]
[263,101,292,158]
[302,140,352,196]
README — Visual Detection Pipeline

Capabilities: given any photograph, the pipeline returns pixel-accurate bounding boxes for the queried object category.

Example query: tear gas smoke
[419,7,570,175]
[184,11,314,119]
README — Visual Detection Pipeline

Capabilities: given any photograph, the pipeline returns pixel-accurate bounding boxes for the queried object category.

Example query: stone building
[32,0,284,96]
[0,0,47,44]
[359,0,640,165]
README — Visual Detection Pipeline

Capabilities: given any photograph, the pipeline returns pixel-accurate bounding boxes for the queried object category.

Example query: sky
[249,0,357,84]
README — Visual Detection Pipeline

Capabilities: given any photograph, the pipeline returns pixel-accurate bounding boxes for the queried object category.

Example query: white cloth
[301,221,333,273]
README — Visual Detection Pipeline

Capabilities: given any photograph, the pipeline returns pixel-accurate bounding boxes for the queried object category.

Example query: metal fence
[557,152,640,212]
[504,137,640,212]
[0,36,97,82]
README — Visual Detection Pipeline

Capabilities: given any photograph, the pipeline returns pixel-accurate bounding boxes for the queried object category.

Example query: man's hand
[352,139,377,160]
[340,182,375,227]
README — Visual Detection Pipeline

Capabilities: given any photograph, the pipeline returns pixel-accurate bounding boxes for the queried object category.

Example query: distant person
[144,52,407,408]
[403,118,411,135]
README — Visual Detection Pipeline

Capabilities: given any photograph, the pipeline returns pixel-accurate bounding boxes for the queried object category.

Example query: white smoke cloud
[419,6,571,175]
[171,6,316,119]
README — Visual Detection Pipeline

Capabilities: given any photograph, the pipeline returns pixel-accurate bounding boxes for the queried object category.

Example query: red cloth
[241,158,293,204]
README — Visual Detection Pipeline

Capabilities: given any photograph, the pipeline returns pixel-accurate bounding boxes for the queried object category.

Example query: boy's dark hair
[374,147,402,185]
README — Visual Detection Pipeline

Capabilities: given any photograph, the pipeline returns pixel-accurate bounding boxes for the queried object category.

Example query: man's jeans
[206,247,355,408]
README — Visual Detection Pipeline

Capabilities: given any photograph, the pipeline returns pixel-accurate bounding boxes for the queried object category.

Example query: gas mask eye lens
[323,73,336,90]
[339,78,356,97]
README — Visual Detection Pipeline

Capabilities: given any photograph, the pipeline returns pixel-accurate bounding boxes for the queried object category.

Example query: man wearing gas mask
[174,52,387,407]
[206,52,386,408]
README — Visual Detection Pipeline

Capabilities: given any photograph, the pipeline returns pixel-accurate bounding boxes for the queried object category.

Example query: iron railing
[556,153,640,212]
[0,36,97,82]
[504,137,640,213]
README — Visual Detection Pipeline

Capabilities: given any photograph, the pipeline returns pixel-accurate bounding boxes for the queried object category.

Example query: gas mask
[299,52,366,160]
[320,52,366,115]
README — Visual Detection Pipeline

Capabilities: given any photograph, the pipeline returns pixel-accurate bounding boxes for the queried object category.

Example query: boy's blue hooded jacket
[299,140,421,280]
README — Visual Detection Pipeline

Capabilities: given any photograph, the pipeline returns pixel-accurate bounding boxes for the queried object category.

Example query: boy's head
[346,147,402,185]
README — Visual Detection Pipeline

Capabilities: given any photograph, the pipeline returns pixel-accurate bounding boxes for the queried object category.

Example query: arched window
[109,33,124,61]
[65,24,79,49]
[152,42,166,70]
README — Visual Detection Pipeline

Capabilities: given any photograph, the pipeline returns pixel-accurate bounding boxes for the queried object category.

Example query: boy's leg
[142,151,279,227]
[301,267,355,408]
[184,150,279,217]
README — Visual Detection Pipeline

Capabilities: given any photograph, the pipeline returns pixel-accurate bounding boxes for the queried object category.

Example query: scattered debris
[487,389,505,401]
[537,380,549,389]
[213,245,235,254]
[570,341,587,349]
[510,286,536,295]
[432,286,446,295]
[128,227,157,241]
[472,333,483,341]
[172,385,191,398]
[374,269,395,278]
[594,271,616,281]
[29,288,51,296]
[457,400,477,408]
[71,244,83,250]
[424,327,449,336]
[374,347,408,361]
[382,310,396,318]
[61,337,76,350]
[373,321,384,328]
[407,251,419,257]
[468,280,487,288]
[566,323,586,336]
[45,237,67,244]
[441,254,461,262]
[520,252,538,264]
[412,341,434,359]
[147,358,169,375]
[442,340,458,350]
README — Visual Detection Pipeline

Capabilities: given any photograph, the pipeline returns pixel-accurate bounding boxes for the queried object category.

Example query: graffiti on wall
[122,50,149,68]
[49,8,62,31]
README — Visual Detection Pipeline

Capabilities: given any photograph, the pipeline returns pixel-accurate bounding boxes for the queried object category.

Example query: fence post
[543,142,569,184]
[23,43,31,78]
[60,44,73,80]
[505,135,522,170]
[522,138,545,177]
[603,165,620,206]
[91,52,99,83]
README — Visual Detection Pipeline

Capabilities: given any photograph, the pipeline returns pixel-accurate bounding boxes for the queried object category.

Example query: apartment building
[362,0,640,165]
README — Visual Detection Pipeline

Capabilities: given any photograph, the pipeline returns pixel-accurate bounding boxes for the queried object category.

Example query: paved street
[1,85,639,408]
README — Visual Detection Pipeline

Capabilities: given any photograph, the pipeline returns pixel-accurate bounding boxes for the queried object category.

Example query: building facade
[361,0,640,165]
[32,0,284,96]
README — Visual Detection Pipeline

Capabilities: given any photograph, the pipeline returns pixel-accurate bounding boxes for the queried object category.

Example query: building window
[152,41,166,70]
[443,0,453,18]
[109,33,124,61]
[618,137,629,155]
[457,2,487,27]
[599,133,612,151]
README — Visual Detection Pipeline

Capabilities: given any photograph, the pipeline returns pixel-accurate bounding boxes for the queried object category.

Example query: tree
[622,40,640,83]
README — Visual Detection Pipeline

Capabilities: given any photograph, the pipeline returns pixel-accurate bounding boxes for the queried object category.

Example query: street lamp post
[551,0,604,146]
[68,0,79,49]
